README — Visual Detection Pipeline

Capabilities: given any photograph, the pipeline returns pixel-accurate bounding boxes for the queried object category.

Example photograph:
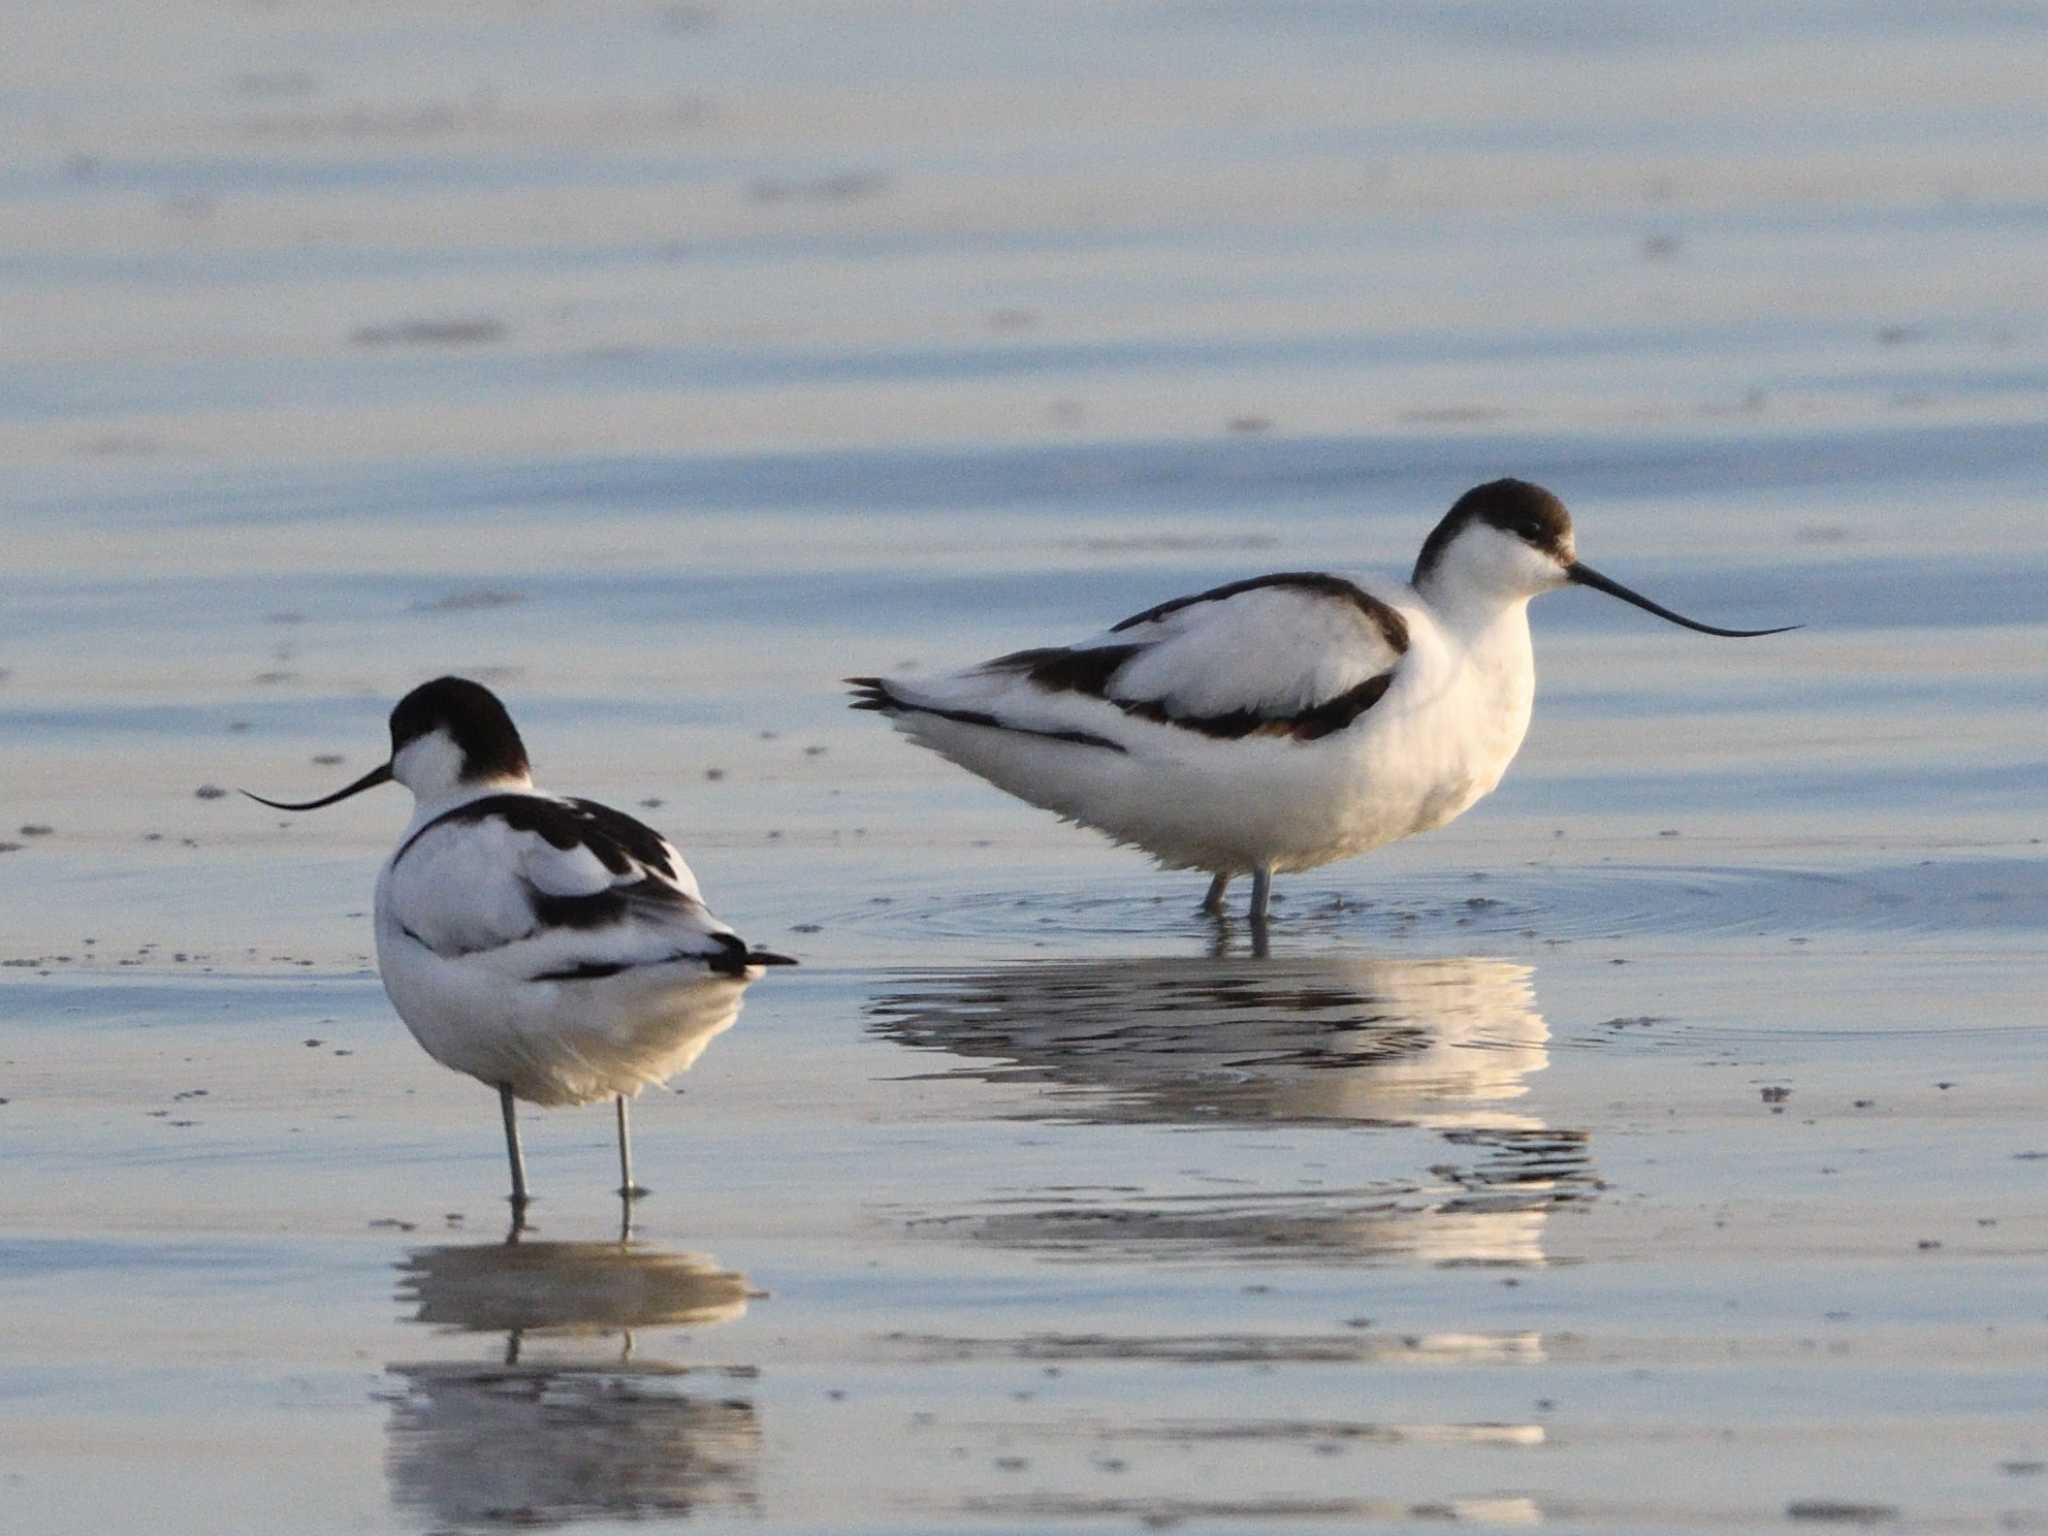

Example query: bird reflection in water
[870,953,1596,1266]
[384,1234,760,1527]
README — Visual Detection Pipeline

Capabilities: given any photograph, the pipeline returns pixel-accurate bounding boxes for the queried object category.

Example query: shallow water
[5,2,2048,1532]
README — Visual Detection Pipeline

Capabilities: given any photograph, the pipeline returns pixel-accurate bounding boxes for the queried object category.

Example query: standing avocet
[851,479,1795,924]
[247,676,793,1216]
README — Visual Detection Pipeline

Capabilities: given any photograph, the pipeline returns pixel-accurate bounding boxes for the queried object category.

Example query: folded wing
[385,794,767,979]
[858,572,1412,745]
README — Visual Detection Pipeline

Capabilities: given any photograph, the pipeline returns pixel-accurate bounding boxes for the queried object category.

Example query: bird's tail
[846,676,902,714]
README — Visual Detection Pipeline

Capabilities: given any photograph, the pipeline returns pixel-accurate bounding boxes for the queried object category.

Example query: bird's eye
[1518,523,1543,541]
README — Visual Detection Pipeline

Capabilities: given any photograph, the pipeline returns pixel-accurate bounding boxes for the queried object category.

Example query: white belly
[901,633,1534,876]
[372,907,747,1106]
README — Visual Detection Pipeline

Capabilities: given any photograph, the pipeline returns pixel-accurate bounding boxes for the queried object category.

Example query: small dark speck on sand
[369,1218,418,1232]
[639,797,664,809]
[2014,1151,2048,1161]
[410,589,523,613]
[804,745,828,756]
[704,768,726,781]
[19,824,53,837]
[1917,1239,1941,1251]
[1762,1086,1792,1103]
[313,753,344,766]
[0,842,21,854]
[1657,828,1680,838]
[354,318,505,347]
[749,171,890,204]
[792,923,822,934]
[1787,1500,1899,1523]
[1853,1099,1874,1109]
[304,1038,322,1047]
[2002,1462,2046,1477]
[194,784,227,800]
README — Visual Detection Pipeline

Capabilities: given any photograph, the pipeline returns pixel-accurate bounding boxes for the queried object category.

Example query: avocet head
[244,676,532,812]
[1413,478,1798,637]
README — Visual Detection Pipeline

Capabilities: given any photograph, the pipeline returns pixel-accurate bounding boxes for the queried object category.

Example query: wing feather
[988,573,1410,739]
[384,794,751,977]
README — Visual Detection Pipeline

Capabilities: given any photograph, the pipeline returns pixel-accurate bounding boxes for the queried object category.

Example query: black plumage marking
[529,876,680,932]
[393,793,682,880]
[1109,571,1411,655]
[389,676,532,785]
[845,678,1129,753]
[530,959,633,982]
[1113,669,1395,742]
[1412,479,1573,587]
[531,935,799,984]
[986,581,1404,742]
[849,570,1411,751]
[984,644,1147,695]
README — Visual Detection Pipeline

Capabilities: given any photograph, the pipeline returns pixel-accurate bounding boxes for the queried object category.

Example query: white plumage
[376,794,747,1108]
[249,676,793,1212]
[853,479,1794,922]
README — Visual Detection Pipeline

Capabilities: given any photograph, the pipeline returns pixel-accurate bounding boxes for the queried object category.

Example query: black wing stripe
[1112,669,1395,741]
[1109,571,1410,654]
[529,933,776,984]
[393,793,681,880]
[528,875,687,931]
[984,644,1146,695]
[844,679,1128,753]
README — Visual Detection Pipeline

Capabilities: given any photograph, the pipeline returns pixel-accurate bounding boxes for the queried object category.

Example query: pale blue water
[3,2,2047,1532]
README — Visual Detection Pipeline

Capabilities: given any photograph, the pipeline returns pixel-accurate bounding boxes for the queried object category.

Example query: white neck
[1419,575,1536,642]
[396,775,535,838]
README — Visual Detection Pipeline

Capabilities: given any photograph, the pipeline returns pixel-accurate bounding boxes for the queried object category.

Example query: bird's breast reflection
[868,952,1597,1267]
[384,1236,760,1527]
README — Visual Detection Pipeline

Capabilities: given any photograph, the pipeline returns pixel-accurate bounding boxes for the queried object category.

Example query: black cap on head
[389,676,530,783]
[1413,479,1573,585]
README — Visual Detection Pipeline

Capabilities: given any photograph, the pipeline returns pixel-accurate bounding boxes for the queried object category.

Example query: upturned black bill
[243,761,394,811]
[1567,563,1799,638]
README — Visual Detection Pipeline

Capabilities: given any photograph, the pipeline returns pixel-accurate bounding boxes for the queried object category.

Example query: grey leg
[500,1083,531,1216]
[1200,872,1231,915]
[1248,866,1274,924]
[616,1095,649,1200]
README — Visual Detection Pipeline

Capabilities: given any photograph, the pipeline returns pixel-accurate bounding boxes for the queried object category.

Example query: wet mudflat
[4,2,2048,1531]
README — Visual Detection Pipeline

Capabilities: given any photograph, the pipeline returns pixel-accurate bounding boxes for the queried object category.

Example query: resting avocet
[851,479,1795,924]
[247,676,793,1214]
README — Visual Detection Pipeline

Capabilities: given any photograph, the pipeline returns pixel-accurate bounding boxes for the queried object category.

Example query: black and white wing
[853,572,1412,748]
[384,794,792,980]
